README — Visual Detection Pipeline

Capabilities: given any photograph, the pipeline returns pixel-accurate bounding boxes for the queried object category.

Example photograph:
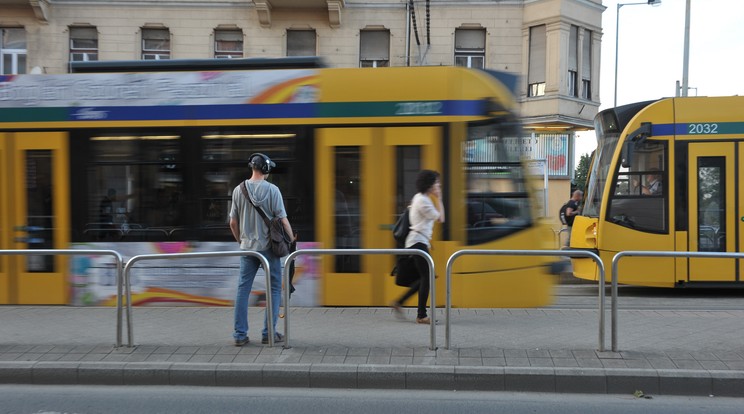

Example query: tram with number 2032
[0,57,556,307]
[570,96,744,287]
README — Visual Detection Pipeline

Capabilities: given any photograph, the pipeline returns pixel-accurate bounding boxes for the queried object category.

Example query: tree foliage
[574,153,591,192]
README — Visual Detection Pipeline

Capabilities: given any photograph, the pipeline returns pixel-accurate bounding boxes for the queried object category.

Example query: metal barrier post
[445,249,605,351]
[611,250,744,352]
[123,251,272,348]
[0,249,124,346]
[283,249,436,350]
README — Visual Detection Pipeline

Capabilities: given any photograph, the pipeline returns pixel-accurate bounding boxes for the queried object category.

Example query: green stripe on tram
[0,107,68,123]
[319,102,404,118]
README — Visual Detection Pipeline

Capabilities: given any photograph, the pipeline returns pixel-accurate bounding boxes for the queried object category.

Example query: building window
[214,29,243,59]
[286,29,316,56]
[69,27,98,63]
[527,25,546,97]
[581,29,592,100]
[1,28,27,74]
[359,30,390,68]
[454,28,485,69]
[568,26,578,97]
[141,28,170,60]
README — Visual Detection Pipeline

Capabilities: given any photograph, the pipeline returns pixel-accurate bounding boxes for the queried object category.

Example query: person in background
[229,153,295,346]
[390,170,445,325]
[634,170,662,195]
[564,190,583,247]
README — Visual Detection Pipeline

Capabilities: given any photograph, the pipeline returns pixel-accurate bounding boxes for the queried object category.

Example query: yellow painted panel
[14,132,70,304]
[572,257,599,282]
[453,271,556,307]
[323,273,374,306]
[740,143,744,280]
[17,273,68,304]
[610,253,676,288]
[0,133,8,303]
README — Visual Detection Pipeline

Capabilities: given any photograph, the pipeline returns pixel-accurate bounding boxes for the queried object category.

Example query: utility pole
[681,0,691,96]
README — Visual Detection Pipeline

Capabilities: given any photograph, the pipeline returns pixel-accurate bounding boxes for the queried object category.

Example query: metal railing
[122,251,273,348]
[282,248,437,350]
[0,249,125,346]
[611,250,744,352]
[445,249,606,351]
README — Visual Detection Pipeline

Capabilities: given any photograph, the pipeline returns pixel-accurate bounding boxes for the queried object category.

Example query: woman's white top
[405,192,441,248]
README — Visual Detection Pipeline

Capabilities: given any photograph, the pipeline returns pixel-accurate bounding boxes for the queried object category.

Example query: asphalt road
[2,385,743,414]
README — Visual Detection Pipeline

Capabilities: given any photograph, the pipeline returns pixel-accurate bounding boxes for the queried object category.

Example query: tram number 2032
[688,123,719,134]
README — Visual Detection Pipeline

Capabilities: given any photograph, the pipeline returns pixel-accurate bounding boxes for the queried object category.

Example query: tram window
[698,158,725,252]
[607,141,667,233]
[84,134,183,241]
[465,123,531,245]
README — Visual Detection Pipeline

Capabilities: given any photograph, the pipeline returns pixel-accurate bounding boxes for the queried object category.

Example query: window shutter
[528,25,546,84]
[360,30,390,61]
[582,30,592,80]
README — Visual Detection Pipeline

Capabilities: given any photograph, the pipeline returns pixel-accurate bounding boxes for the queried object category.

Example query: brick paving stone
[2,306,744,395]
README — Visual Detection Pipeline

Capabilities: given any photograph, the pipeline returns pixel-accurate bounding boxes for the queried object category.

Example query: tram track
[549,284,744,311]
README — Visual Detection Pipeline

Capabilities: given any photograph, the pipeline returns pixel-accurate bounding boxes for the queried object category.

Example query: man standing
[229,153,295,346]
[563,190,583,247]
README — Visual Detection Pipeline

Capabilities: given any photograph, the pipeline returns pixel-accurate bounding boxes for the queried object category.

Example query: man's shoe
[234,337,249,347]
[262,333,284,344]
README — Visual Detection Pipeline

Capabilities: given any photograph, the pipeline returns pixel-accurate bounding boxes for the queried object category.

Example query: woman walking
[390,170,445,324]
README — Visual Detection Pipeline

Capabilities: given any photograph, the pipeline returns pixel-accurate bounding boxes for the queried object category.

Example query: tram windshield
[582,131,620,217]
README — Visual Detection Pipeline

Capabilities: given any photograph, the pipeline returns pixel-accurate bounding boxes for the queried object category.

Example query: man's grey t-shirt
[230,179,287,251]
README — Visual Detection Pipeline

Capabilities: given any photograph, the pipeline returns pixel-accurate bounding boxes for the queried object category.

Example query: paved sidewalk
[1,306,743,396]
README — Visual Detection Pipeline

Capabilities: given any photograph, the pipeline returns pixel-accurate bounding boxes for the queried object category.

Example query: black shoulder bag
[240,181,292,257]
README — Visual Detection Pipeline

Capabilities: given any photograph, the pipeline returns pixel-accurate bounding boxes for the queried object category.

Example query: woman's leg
[411,243,430,320]
[394,279,420,305]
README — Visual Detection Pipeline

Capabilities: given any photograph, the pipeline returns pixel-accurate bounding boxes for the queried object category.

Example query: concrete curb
[2,361,743,396]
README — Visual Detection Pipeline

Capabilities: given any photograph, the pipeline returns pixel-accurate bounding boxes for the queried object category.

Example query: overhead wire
[426,0,430,45]
[409,0,421,46]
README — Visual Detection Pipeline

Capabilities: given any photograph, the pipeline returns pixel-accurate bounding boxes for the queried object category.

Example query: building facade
[1,0,604,231]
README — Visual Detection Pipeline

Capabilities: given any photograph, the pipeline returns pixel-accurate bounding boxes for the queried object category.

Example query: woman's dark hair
[415,170,440,194]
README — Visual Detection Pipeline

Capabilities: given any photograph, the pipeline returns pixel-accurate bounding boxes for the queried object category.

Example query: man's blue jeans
[233,250,282,341]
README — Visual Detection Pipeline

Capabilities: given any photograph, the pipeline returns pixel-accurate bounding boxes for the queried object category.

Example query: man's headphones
[249,153,276,175]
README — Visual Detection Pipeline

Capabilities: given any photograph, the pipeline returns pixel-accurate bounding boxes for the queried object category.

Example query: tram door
[686,142,739,283]
[316,127,439,306]
[0,132,70,304]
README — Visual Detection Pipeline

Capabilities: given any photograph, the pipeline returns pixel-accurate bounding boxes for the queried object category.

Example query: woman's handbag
[391,255,418,287]
[240,181,292,257]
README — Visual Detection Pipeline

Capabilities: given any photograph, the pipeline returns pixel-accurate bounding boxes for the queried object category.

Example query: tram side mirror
[621,122,652,168]
[621,142,633,168]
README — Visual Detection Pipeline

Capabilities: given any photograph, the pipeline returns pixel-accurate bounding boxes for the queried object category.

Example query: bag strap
[240,181,271,227]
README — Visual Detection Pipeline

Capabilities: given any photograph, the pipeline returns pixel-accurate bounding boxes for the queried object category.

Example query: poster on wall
[506,133,571,178]
[531,134,570,177]
[70,241,320,307]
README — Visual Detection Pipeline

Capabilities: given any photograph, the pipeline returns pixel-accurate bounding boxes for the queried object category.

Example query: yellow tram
[0,58,555,306]
[571,96,744,287]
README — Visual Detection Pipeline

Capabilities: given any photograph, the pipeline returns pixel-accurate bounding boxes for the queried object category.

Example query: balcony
[253,0,345,28]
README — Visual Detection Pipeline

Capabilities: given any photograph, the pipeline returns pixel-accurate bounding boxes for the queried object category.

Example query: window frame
[214,29,243,59]
[359,29,390,68]
[69,26,99,63]
[527,25,546,97]
[1,27,27,74]
[454,28,486,69]
[141,28,171,60]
